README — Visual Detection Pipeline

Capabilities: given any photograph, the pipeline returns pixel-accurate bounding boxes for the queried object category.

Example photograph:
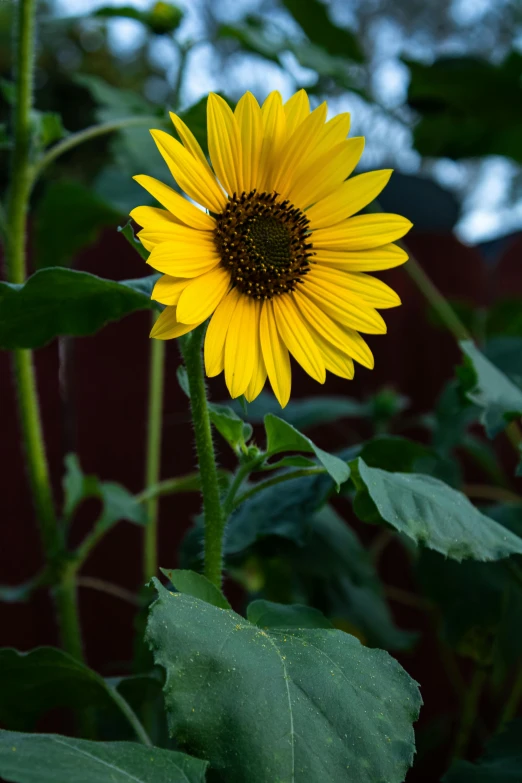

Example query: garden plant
[1,1,522,782]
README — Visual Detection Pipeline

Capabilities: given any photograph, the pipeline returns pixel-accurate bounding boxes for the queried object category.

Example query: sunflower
[131,90,412,407]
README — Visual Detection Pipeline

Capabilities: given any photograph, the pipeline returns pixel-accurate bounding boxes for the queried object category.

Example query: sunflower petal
[312,266,401,308]
[272,102,328,197]
[235,92,263,193]
[260,300,291,407]
[176,266,231,324]
[207,93,242,196]
[290,137,365,210]
[244,300,266,402]
[150,306,200,340]
[312,213,413,251]
[294,288,374,368]
[149,129,226,213]
[131,205,184,230]
[204,288,240,377]
[284,89,310,135]
[132,176,216,231]
[225,294,257,398]
[313,243,408,272]
[147,238,220,277]
[151,275,190,306]
[310,327,355,379]
[259,91,287,192]
[304,277,387,334]
[293,113,351,180]
[273,296,325,383]
[169,111,214,175]
[307,170,393,229]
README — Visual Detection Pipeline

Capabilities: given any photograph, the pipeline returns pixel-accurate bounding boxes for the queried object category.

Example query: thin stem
[135,471,205,503]
[180,325,226,588]
[403,252,471,343]
[452,666,487,760]
[143,312,165,581]
[222,455,266,517]
[232,468,326,511]
[53,563,84,663]
[108,688,153,746]
[463,484,522,505]
[30,116,160,186]
[77,576,141,606]
[498,668,522,728]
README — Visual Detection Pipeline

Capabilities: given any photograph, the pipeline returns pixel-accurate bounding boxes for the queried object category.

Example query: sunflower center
[214,190,314,299]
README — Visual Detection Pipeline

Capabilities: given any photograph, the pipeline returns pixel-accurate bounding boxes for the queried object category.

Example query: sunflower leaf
[0,730,207,783]
[460,340,522,437]
[0,268,158,350]
[352,459,522,562]
[147,579,421,783]
[63,453,145,532]
[160,568,232,611]
[264,413,350,488]
[443,720,522,782]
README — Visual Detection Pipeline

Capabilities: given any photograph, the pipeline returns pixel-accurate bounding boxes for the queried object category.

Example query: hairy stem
[180,326,226,588]
[143,312,166,581]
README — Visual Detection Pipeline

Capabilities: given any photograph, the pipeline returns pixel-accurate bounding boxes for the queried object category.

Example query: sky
[53,0,522,246]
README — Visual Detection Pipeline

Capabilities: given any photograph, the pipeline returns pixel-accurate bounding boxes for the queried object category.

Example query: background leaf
[353,459,522,561]
[282,0,364,62]
[460,340,522,437]
[246,600,333,629]
[443,720,522,781]
[0,731,208,783]
[264,413,350,487]
[34,180,121,269]
[147,580,421,783]
[0,268,158,350]
[160,568,231,611]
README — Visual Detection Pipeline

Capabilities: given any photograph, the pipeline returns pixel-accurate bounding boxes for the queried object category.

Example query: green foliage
[0,647,145,732]
[208,404,253,454]
[93,2,183,35]
[246,599,333,629]
[34,180,121,269]
[0,268,158,349]
[160,568,232,610]
[0,731,208,783]
[264,413,350,487]
[63,454,146,532]
[460,340,522,437]
[352,459,522,561]
[282,0,364,63]
[406,53,522,162]
[32,111,67,150]
[444,720,522,781]
[147,579,421,783]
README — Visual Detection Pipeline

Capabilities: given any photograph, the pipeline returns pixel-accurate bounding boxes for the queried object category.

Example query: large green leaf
[264,413,350,487]
[147,580,421,783]
[443,720,522,782]
[160,568,231,611]
[34,180,121,269]
[0,648,146,734]
[460,340,522,437]
[282,0,364,62]
[353,459,522,562]
[225,472,334,554]
[0,731,207,783]
[405,54,522,162]
[0,268,158,350]
[63,453,146,532]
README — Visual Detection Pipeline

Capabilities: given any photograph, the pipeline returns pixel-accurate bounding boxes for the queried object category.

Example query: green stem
[180,326,225,588]
[30,116,160,186]
[6,0,86,673]
[108,688,153,746]
[53,563,84,663]
[452,666,487,760]
[499,668,522,728]
[403,253,471,342]
[232,468,326,511]
[135,471,205,503]
[143,312,166,581]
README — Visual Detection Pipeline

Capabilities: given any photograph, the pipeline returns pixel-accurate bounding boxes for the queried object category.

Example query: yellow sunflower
[131,90,412,407]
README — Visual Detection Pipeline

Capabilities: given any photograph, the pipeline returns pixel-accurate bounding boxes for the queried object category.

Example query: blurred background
[1,1,522,781]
